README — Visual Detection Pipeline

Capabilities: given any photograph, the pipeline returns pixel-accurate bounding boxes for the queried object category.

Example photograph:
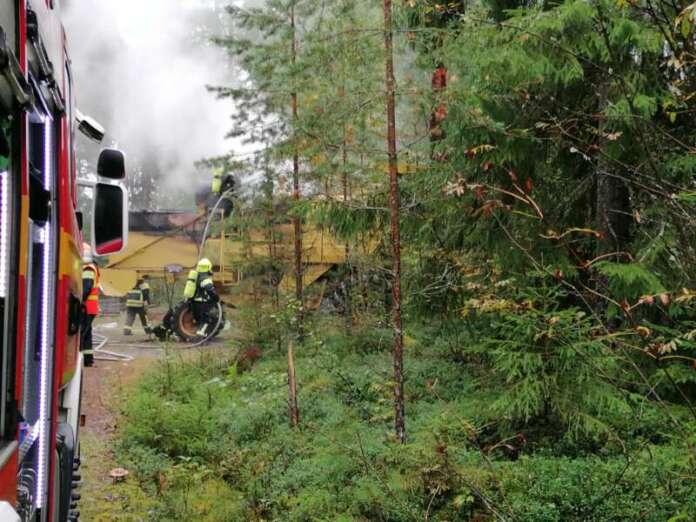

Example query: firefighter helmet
[197,258,213,273]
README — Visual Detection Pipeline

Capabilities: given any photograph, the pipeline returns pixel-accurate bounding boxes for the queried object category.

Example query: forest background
[112,0,696,520]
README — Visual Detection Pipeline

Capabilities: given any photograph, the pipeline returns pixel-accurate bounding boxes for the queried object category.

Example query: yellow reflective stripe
[82,271,95,280]
[126,290,144,307]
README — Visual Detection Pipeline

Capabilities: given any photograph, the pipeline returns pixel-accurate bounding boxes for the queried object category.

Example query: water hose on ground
[92,333,134,362]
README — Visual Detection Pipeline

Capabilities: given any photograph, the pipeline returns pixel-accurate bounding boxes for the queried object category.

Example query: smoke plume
[62,0,238,208]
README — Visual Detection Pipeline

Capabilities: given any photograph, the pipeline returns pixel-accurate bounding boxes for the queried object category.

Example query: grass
[80,431,157,521]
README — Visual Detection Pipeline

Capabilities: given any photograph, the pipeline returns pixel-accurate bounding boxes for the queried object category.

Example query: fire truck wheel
[52,449,62,522]
[56,423,76,522]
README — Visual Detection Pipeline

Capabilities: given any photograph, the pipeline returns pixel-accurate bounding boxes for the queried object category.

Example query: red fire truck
[0,2,128,521]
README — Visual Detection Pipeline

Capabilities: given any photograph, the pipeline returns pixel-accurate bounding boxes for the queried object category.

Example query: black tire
[171,301,225,343]
[56,423,76,522]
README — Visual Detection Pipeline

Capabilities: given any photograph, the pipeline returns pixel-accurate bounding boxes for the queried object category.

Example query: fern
[594,261,666,301]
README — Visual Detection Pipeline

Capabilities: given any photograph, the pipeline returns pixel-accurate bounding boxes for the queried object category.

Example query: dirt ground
[79,315,162,522]
[78,308,233,521]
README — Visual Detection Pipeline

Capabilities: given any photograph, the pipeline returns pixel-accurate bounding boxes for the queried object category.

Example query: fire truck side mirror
[98,148,126,180]
[76,109,105,143]
[92,182,128,256]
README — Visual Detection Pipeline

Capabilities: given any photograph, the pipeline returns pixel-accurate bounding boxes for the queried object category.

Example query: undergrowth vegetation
[116,312,696,521]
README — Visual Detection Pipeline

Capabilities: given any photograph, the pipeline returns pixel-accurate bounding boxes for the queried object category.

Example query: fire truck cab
[0,2,128,521]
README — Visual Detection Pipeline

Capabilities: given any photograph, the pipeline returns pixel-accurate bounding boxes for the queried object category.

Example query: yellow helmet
[197,258,213,273]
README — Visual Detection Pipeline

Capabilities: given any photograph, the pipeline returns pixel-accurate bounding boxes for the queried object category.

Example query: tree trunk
[382,0,406,444]
[342,127,353,330]
[291,6,304,341]
[595,88,631,258]
[596,171,631,256]
[287,342,300,428]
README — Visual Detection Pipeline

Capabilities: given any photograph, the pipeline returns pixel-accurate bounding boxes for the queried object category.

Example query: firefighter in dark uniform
[81,253,100,367]
[124,279,151,336]
[191,258,219,337]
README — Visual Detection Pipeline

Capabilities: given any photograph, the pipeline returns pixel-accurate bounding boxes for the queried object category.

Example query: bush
[500,450,696,521]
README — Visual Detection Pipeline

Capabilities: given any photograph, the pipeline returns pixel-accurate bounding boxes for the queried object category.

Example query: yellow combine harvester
[102,210,372,308]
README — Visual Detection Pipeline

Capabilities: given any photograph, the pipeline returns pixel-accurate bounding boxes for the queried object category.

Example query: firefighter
[210,167,235,218]
[190,258,219,337]
[81,250,100,367]
[211,167,234,195]
[123,279,151,336]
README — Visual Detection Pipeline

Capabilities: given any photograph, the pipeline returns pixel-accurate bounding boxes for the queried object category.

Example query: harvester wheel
[172,302,199,342]
[171,301,224,343]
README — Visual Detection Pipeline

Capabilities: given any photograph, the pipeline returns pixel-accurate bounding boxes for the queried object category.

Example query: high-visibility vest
[83,264,100,316]
[183,270,198,299]
[126,289,145,308]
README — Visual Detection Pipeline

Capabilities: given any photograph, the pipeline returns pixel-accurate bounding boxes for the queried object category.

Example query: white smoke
[62,0,241,206]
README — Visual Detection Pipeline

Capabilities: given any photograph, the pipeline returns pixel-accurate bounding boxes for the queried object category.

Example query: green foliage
[501,450,696,521]
[595,261,666,301]
[477,305,623,436]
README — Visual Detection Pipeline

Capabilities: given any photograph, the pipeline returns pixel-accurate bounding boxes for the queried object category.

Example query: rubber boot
[196,323,209,337]
[84,353,94,367]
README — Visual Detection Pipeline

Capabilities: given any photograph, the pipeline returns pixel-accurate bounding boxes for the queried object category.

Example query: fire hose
[92,333,134,362]
[199,187,235,255]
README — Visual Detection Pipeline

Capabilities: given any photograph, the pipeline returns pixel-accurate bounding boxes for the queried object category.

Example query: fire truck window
[94,184,123,253]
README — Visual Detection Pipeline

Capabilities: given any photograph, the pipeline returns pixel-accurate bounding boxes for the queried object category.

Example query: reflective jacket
[212,170,234,196]
[126,288,145,308]
[194,272,217,302]
[82,263,100,316]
